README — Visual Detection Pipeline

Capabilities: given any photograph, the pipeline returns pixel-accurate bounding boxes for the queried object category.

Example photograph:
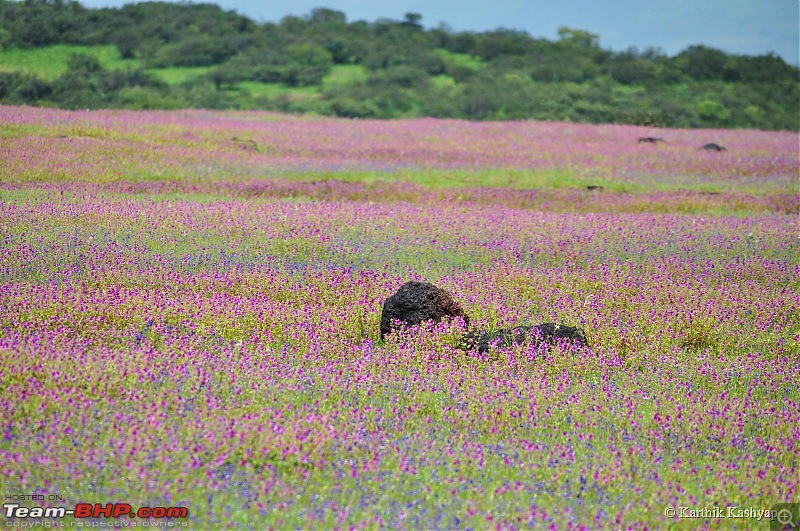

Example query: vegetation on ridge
[0,0,797,129]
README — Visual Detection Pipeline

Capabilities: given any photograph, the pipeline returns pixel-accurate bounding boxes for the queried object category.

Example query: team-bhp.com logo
[4,502,189,525]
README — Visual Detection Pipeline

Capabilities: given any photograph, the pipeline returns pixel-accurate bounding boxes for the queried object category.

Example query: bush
[116,86,184,109]
[110,30,140,60]
[328,96,379,118]
[696,99,730,123]
[368,66,430,89]
[49,53,167,109]
[150,36,240,68]
[0,71,52,103]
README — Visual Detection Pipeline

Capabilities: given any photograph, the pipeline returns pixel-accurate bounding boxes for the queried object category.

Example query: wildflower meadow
[1,106,798,528]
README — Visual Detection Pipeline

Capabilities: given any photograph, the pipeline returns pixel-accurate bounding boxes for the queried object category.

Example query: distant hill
[0,0,797,129]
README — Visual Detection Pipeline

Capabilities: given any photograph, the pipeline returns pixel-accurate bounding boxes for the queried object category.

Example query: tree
[673,45,732,81]
[557,27,600,49]
[110,29,140,59]
[307,7,346,25]
[403,13,422,28]
[474,28,533,60]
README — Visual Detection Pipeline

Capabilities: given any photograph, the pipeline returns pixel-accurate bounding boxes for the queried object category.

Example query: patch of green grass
[0,188,52,204]
[149,66,214,85]
[0,45,218,86]
[134,191,262,204]
[0,124,47,138]
[279,168,618,191]
[614,85,647,96]
[274,167,785,196]
[431,74,457,89]
[434,48,485,71]
[407,168,590,190]
[322,64,368,88]
[236,81,319,100]
[0,45,140,80]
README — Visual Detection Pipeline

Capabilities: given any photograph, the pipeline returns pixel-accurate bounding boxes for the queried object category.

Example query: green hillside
[0,0,797,129]
[0,44,140,79]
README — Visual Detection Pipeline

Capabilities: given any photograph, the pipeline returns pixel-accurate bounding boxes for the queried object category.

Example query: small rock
[638,137,664,144]
[232,137,259,151]
[702,143,726,151]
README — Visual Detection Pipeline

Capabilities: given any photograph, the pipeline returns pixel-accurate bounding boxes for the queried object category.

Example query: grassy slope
[0,44,141,80]
[322,64,369,88]
[0,45,487,100]
[0,44,373,98]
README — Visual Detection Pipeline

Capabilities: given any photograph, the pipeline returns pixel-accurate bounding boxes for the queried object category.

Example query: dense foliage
[0,1,798,127]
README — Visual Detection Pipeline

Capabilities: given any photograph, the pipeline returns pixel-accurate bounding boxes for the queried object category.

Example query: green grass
[0,124,45,138]
[322,64,368,88]
[277,168,618,191]
[235,65,368,101]
[0,44,140,80]
[236,81,319,100]
[149,65,215,85]
[434,48,485,72]
[0,44,210,86]
[431,74,457,89]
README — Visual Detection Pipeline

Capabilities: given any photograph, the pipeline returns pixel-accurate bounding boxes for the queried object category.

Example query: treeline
[0,0,798,129]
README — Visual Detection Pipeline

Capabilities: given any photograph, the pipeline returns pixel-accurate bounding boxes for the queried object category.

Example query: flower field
[1,106,798,528]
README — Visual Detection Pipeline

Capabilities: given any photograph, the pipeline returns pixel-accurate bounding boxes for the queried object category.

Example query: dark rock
[638,137,664,143]
[380,281,470,339]
[462,323,588,353]
[232,137,259,151]
[586,185,604,191]
[702,143,726,151]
